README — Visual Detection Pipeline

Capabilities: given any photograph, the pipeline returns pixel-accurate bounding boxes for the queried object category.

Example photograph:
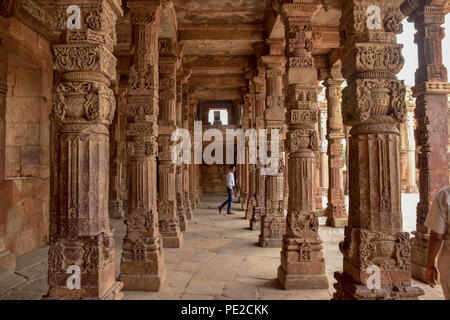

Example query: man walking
[218,165,236,215]
[425,186,450,300]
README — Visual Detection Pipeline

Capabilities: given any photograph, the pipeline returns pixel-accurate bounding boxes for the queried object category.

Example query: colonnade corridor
[0,193,444,300]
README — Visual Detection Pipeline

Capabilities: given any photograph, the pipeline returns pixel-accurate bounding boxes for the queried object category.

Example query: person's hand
[426,266,438,288]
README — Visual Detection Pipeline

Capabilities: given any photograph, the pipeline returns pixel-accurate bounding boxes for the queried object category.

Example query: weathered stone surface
[277,1,328,290]
[44,0,123,300]
[404,2,450,283]
[334,0,423,300]
[324,67,348,228]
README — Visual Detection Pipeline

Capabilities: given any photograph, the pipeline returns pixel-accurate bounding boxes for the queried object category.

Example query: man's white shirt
[226,172,235,190]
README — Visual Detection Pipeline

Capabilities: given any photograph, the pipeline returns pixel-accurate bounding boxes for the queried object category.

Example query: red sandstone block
[21,146,41,166]
[5,97,42,123]
[6,202,23,236]
[5,122,40,146]
[22,199,43,230]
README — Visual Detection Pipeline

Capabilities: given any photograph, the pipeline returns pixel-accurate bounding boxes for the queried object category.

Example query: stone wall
[0,17,52,268]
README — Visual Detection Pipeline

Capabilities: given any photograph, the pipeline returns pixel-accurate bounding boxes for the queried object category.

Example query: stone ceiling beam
[193,89,243,101]
[183,56,254,70]
[189,74,248,88]
[179,29,264,41]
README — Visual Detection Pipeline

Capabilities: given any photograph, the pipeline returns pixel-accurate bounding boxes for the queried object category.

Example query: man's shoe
[226,212,234,215]
[218,206,222,215]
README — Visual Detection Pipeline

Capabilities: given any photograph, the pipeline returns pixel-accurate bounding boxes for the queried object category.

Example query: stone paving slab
[0,193,445,300]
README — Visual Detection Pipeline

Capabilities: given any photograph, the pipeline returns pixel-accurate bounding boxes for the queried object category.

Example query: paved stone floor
[0,193,445,300]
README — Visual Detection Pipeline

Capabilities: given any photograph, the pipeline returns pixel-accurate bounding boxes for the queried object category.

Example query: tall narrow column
[245,92,257,219]
[277,1,328,290]
[175,69,190,231]
[319,105,328,195]
[250,66,267,230]
[241,97,250,211]
[109,88,125,219]
[182,85,193,220]
[403,2,450,282]
[334,0,423,299]
[46,0,123,299]
[259,49,287,247]
[158,39,182,248]
[324,67,347,228]
[404,106,418,193]
[119,0,166,291]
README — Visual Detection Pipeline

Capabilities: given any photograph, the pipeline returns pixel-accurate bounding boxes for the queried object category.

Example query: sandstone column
[119,0,166,291]
[319,104,328,194]
[334,0,423,299]
[182,85,193,220]
[158,38,182,248]
[324,67,347,228]
[46,0,123,299]
[245,92,257,219]
[277,1,328,290]
[250,67,267,230]
[259,47,287,247]
[175,69,190,231]
[404,106,418,193]
[401,2,450,282]
[109,89,125,219]
[240,97,251,211]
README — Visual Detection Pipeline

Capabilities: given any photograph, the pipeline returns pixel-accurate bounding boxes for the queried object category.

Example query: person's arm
[424,188,448,287]
[426,230,445,288]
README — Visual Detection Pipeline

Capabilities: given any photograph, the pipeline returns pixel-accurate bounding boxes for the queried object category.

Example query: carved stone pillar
[45,0,123,299]
[403,3,450,283]
[250,69,267,230]
[259,52,287,247]
[182,85,193,220]
[324,67,347,228]
[245,92,257,219]
[175,70,189,231]
[333,0,423,299]
[277,1,328,290]
[119,0,166,291]
[158,39,182,248]
[319,104,328,194]
[404,106,418,193]
[109,89,125,219]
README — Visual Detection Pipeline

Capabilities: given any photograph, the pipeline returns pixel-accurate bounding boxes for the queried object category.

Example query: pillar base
[333,272,424,300]
[44,281,124,300]
[326,217,348,228]
[411,232,430,283]
[120,265,167,292]
[250,207,263,230]
[277,266,329,290]
[259,235,282,248]
[179,220,187,232]
[250,219,260,231]
[162,233,183,248]
[411,262,428,284]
